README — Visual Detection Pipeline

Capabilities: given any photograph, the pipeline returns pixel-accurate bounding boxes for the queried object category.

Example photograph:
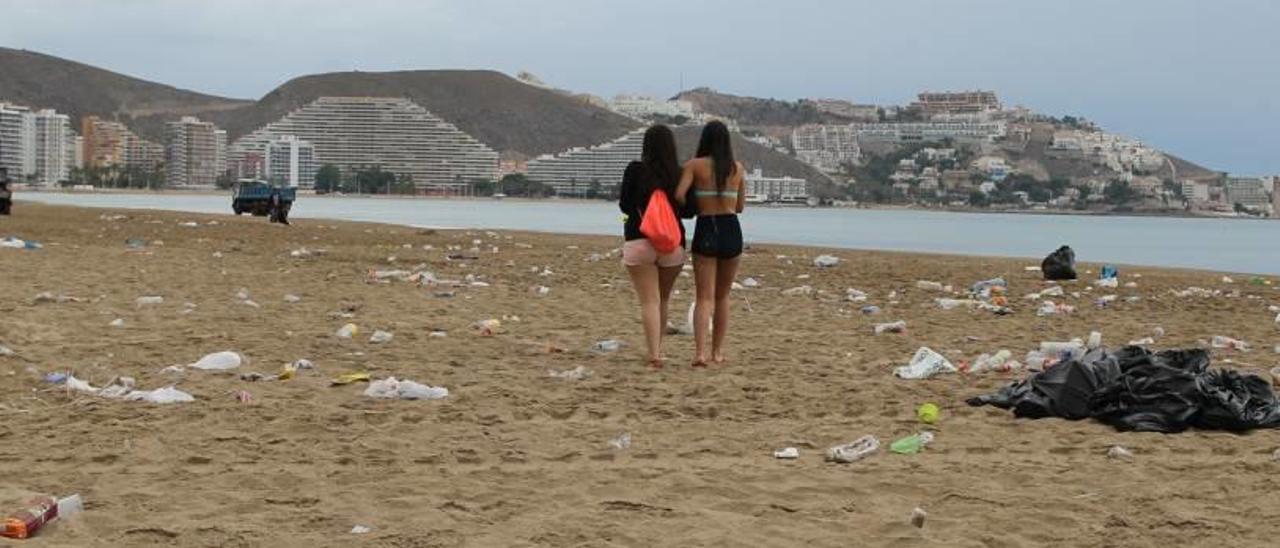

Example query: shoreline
[8,201,1271,279]
[16,187,1270,222]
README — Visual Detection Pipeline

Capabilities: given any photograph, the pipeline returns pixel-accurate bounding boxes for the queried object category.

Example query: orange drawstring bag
[639,190,681,254]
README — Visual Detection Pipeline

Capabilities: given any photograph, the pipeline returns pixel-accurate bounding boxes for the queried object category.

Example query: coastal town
[1,61,1276,218]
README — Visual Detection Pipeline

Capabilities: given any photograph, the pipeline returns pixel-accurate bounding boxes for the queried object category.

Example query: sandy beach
[2,203,1279,547]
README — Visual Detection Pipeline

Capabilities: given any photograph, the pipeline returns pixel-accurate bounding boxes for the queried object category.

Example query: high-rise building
[265,135,317,188]
[526,129,644,196]
[165,116,226,187]
[230,97,499,192]
[81,116,129,168]
[69,135,83,172]
[792,124,860,173]
[0,103,36,181]
[744,168,810,203]
[33,109,71,185]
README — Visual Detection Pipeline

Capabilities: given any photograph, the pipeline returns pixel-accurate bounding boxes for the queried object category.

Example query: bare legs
[693,254,739,365]
[712,256,740,363]
[628,264,683,367]
[627,264,663,366]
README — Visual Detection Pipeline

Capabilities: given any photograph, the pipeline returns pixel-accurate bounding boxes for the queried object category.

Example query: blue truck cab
[232,179,296,218]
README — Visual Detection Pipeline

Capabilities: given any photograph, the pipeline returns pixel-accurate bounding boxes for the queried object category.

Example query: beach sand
[2,203,1279,547]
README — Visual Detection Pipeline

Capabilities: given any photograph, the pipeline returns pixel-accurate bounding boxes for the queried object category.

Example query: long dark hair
[641,124,679,194]
[695,120,735,190]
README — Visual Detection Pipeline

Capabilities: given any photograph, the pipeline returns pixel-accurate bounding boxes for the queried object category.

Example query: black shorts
[691,214,742,259]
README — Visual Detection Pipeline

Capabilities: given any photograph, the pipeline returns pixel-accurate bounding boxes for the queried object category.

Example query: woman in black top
[618,125,686,368]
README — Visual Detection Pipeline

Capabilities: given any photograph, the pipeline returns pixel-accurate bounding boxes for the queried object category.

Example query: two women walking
[619,121,745,368]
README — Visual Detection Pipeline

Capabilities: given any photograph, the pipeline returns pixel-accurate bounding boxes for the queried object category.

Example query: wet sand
[2,203,1279,547]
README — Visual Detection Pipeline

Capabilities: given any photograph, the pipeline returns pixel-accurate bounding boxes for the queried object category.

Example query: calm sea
[17,193,1280,275]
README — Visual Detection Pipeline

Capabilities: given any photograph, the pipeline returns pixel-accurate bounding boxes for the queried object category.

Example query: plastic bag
[894,347,957,379]
[1041,245,1077,281]
[364,377,448,400]
[639,190,681,254]
[186,351,243,370]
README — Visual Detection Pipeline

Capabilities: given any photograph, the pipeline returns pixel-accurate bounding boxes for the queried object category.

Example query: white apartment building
[744,168,809,203]
[853,121,1006,143]
[33,109,71,185]
[265,135,317,188]
[231,97,498,192]
[0,103,36,181]
[1226,177,1270,209]
[610,95,696,121]
[1181,180,1210,203]
[165,116,227,187]
[526,129,644,196]
[792,124,860,173]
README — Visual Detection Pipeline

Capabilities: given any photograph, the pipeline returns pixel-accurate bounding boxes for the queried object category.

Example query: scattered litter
[935,298,978,310]
[1222,276,1235,284]
[1107,446,1134,461]
[782,285,814,297]
[592,340,623,353]
[1211,336,1250,351]
[364,377,449,400]
[1128,337,1156,346]
[873,321,907,335]
[336,323,360,339]
[369,330,394,344]
[742,277,761,288]
[813,255,840,268]
[911,507,928,529]
[549,366,591,380]
[1036,301,1075,316]
[473,319,501,335]
[1,236,41,250]
[894,347,957,379]
[45,372,68,384]
[773,447,800,459]
[608,432,632,450]
[917,403,940,424]
[109,318,125,328]
[187,351,244,371]
[64,375,194,404]
[971,277,1007,297]
[125,237,147,250]
[0,345,14,357]
[826,435,880,463]
[284,294,301,303]
[915,280,946,292]
[429,330,448,338]
[845,288,868,302]
[1041,245,1077,280]
[350,525,372,535]
[965,350,1023,374]
[532,285,551,297]
[331,372,372,386]
[234,390,253,403]
[861,305,881,316]
[1097,277,1119,289]
[889,431,934,455]
[135,295,164,306]
[33,292,82,304]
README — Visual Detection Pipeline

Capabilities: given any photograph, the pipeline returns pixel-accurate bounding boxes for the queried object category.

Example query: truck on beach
[232,179,295,223]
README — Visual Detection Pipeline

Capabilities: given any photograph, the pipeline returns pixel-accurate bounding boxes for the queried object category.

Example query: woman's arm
[675,161,695,205]
[734,162,747,214]
[619,162,640,214]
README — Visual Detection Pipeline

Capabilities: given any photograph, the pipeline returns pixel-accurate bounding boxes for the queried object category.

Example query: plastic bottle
[969,350,1013,373]
[2,496,57,539]
[1087,331,1103,350]
[889,432,935,454]
[826,435,880,463]
[1041,339,1085,360]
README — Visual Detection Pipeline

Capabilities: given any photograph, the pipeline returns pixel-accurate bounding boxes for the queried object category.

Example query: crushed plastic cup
[889,432,935,455]
[894,347,957,379]
[187,351,244,371]
[874,321,907,335]
[135,295,164,306]
[350,525,372,535]
[826,435,880,463]
[910,507,927,528]
[773,447,800,459]
[369,330,394,344]
[1107,445,1134,461]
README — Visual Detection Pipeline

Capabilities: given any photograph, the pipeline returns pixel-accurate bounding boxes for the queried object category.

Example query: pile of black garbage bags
[969,346,1280,432]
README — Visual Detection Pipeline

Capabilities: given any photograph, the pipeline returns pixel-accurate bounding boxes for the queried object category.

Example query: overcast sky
[3,0,1277,174]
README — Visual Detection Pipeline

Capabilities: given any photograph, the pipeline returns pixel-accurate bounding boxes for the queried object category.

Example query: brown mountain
[185,70,642,160]
[674,87,855,130]
[0,47,250,134]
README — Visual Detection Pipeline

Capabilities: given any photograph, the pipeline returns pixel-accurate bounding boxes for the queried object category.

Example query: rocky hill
[0,47,250,133]
[674,88,858,131]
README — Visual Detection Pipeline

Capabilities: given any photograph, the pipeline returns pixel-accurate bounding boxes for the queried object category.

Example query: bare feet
[648,358,664,369]
[691,358,709,368]
[712,352,727,365]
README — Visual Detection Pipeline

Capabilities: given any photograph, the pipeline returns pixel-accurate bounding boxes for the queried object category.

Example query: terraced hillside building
[792,124,860,173]
[229,97,499,193]
[526,129,644,196]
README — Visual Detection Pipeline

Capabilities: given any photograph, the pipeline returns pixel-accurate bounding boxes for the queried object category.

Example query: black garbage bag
[1041,245,1077,281]
[968,346,1280,433]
